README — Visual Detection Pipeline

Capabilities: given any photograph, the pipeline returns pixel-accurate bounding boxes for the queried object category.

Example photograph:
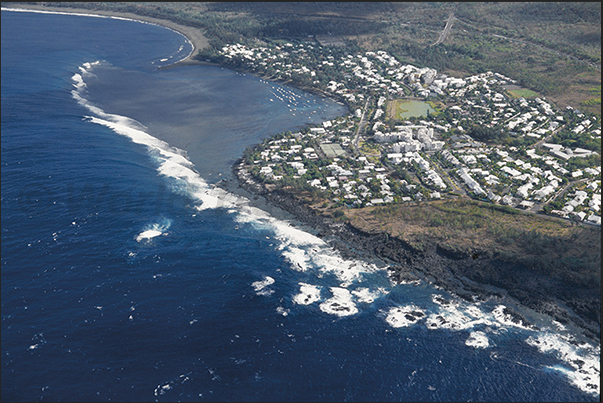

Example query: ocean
[1,9,599,402]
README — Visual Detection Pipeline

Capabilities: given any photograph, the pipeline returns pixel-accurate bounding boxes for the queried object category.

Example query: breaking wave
[72,62,599,398]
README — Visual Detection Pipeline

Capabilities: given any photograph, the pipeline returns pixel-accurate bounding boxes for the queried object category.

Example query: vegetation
[507,88,539,99]
[581,85,601,108]
[552,127,602,155]
[358,140,380,156]
[19,2,599,288]
[25,1,601,115]
[344,198,601,278]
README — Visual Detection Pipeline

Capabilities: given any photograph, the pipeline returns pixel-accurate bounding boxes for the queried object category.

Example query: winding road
[432,13,455,46]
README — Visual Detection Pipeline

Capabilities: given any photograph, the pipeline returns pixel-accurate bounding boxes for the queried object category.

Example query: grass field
[386,99,436,120]
[507,88,540,98]
[344,198,601,265]
[358,140,381,155]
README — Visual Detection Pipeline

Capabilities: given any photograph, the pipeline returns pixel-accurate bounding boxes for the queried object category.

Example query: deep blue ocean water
[1,9,599,402]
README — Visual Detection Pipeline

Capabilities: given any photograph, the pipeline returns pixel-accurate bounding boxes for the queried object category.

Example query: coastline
[2,4,345,105]
[5,2,599,346]
[228,159,601,346]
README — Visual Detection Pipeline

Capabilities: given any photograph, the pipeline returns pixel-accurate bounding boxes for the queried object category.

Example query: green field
[507,88,540,98]
[387,99,435,120]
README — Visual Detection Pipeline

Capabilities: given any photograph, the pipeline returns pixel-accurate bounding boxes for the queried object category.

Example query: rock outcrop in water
[230,160,601,344]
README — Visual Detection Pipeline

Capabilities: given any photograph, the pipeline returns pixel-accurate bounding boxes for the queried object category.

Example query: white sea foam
[425,303,495,331]
[251,276,275,296]
[312,252,380,287]
[465,331,490,348]
[351,287,385,304]
[0,7,137,24]
[153,373,191,397]
[271,219,325,248]
[270,218,387,287]
[136,229,163,242]
[280,247,311,272]
[292,283,322,305]
[135,220,171,242]
[423,294,497,332]
[491,304,534,330]
[427,294,600,396]
[276,306,290,316]
[383,305,425,328]
[319,287,358,316]
[2,7,148,22]
[526,333,600,396]
[28,333,47,350]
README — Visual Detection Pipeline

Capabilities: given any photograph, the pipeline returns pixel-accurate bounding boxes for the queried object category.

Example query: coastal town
[1,4,600,402]
[210,41,601,226]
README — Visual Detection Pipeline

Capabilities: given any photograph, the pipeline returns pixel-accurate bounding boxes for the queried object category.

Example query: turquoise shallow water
[1,9,599,402]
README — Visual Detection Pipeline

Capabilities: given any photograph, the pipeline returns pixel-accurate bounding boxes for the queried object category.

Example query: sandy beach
[1,3,209,63]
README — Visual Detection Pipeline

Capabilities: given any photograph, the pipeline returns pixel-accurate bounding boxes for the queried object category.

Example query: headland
[226,159,601,345]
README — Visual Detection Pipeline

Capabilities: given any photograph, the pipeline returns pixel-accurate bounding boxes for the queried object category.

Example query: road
[430,157,469,198]
[432,13,455,46]
[352,96,371,152]
[532,121,565,148]
[545,177,590,204]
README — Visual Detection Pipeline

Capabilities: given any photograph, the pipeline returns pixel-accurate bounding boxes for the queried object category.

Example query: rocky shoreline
[229,160,601,345]
[25,0,598,348]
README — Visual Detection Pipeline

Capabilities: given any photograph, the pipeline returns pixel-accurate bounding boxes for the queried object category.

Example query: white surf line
[382,292,600,397]
[71,63,601,398]
[72,62,389,305]
[526,332,600,397]
[135,220,172,243]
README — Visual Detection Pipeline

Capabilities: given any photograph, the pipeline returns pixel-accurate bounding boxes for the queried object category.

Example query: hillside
[13,1,600,114]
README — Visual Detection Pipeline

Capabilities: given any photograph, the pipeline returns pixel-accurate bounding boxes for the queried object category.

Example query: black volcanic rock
[232,161,601,344]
